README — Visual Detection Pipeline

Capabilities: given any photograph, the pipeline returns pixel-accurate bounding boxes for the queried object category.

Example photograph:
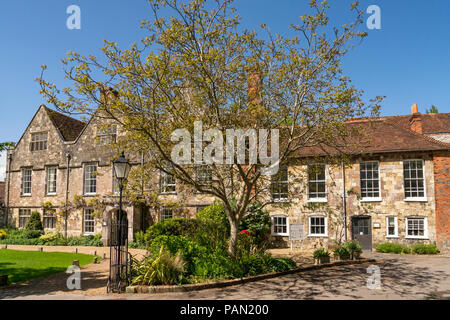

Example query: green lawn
[0,249,96,284]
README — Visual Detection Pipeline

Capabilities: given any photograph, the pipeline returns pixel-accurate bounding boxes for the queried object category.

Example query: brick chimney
[247,70,262,106]
[409,103,423,134]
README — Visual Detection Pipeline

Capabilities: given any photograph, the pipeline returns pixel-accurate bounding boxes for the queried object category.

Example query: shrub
[196,201,230,235]
[239,203,271,251]
[145,218,205,242]
[376,242,411,254]
[344,240,362,253]
[145,217,227,251]
[25,211,44,231]
[23,230,44,239]
[66,234,103,247]
[131,245,186,286]
[412,244,440,255]
[313,248,330,259]
[333,246,350,259]
[0,229,6,240]
[148,235,207,274]
[39,233,60,243]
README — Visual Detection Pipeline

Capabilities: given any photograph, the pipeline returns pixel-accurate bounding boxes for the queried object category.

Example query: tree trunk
[228,216,239,259]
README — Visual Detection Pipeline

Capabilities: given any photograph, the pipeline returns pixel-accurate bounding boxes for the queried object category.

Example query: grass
[0,249,96,284]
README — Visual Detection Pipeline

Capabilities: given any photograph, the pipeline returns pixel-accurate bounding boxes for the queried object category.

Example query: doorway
[351,216,372,251]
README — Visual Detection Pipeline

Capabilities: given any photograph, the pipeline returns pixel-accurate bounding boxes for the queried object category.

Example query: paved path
[0,245,146,299]
[1,250,450,300]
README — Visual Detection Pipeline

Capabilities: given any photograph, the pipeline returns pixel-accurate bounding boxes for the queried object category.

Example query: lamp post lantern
[108,151,131,293]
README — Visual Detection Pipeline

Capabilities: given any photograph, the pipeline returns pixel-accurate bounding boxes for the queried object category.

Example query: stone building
[4,104,450,251]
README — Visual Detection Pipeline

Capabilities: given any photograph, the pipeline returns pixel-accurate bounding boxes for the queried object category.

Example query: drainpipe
[342,161,348,242]
[65,152,72,238]
[5,152,12,227]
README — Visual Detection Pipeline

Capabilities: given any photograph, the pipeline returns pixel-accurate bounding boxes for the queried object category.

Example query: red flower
[240,230,250,235]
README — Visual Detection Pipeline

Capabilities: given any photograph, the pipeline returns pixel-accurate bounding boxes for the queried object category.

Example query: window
[83,208,95,234]
[18,209,31,228]
[43,211,56,229]
[96,125,117,146]
[386,216,398,237]
[84,164,97,195]
[271,165,289,202]
[360,161,380,200]
[309,216,327,236]
[46,167,57,195]
[30,132,48,151]
[22,169,32,195]
[272,216,289,236]
[196,165,212,190]
[160,169,176,194]
[406,217,427,239]
[403,160,425,200]
[160,208,173,221]
[308,165,326,201]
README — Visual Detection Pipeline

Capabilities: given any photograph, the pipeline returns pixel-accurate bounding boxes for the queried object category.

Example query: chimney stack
[409,103,422,134]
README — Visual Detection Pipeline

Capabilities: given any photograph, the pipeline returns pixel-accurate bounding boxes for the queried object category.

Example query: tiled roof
[293,116,450,158]
[44,107,86,142]
[388,113,450,134]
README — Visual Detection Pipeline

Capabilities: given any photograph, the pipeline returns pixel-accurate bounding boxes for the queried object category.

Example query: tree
[26,211,44,232]
[426,105,438,114]
[0,142,15,152]
[37,0,382,257]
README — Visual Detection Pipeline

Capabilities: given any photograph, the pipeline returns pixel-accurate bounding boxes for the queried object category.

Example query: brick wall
[433,151,450,252]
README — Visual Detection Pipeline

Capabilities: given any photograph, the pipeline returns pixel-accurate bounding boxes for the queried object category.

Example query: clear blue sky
[0,0,449,146]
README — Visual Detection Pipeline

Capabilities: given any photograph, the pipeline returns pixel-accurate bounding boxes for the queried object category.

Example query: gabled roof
[43,106,86,142]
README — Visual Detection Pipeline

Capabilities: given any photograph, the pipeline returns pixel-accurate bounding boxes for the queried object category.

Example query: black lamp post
[113,151,131,223]
[110,151,131,293]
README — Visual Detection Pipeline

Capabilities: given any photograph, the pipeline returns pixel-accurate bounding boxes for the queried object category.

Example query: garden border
[125,258,376,294]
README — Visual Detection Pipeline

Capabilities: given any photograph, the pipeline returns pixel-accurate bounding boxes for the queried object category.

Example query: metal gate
[352,216,372,251]
[107,210,132,293]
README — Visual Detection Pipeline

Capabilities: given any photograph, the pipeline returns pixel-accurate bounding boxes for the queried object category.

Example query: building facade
[3,104,450,251]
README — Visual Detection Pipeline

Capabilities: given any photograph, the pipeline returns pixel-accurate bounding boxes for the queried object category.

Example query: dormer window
[30,132,48,151]
[96,125,117,146]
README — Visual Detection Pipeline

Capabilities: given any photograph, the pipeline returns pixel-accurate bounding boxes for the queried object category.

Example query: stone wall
[266,153,437,250]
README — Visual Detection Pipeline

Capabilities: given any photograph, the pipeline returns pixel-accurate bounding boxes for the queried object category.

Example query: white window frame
[271,165,289,202]
[386,216,398,238]
[360,161,382,202]
[271,216,289,236]
[160,207,174,221]
[405,217,428,239]
[22,169,32,196]
[46,167,57,195]
[159,169,176,194]
[307,164,327,202]
[308,216,328,237]
[84,164,97,195]
[403,159,427,202]
[83,208,95,235]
